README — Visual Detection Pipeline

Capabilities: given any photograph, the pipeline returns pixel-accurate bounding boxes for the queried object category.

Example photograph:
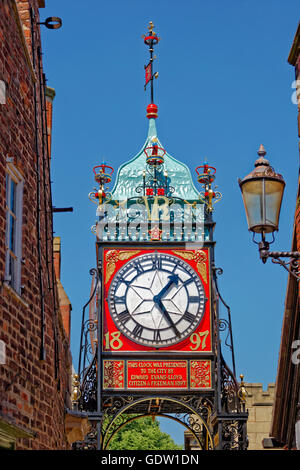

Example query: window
[5,165,23,294]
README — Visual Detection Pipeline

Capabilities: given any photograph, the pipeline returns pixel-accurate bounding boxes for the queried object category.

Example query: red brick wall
[271,25,300,448]
[0,0,72,449]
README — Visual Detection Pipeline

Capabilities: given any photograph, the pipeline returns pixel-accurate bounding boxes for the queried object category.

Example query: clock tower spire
[142,21,160,119]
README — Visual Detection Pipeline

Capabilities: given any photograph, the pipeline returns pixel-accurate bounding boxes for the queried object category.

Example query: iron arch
[101,396,214,450]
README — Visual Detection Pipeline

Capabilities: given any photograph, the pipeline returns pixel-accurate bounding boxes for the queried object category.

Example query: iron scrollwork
[221,420,248,450]
[78,353,97,413]
[72,423,98,450]
[220,356,240,414]
[271,255,300,281]
[76,267,100,412]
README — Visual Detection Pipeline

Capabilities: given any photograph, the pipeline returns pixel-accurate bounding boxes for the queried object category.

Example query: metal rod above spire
[142,21,160,111]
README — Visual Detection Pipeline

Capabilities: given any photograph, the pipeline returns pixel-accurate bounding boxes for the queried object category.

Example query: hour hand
[157,299,181,338]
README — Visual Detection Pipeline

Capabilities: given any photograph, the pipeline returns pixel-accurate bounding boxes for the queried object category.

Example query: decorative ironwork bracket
[259,241,300,281]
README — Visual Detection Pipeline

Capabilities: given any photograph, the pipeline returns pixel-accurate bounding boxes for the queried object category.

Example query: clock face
[108,252,206,347]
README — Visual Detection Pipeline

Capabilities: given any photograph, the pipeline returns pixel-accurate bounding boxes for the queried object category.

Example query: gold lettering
[190,330,209,350]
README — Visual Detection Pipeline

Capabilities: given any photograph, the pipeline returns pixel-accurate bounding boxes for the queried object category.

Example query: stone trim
[0,413,36,449]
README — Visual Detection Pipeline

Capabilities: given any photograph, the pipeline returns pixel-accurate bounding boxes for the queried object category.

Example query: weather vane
[142,21,160,104]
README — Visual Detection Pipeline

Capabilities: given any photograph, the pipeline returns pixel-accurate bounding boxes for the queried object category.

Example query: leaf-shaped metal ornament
[173,250,208,283]
[197,261,207,284]
[105,261,116,284]
[118,250,141,261]
[173,250,195,260]
[105,250,141,284]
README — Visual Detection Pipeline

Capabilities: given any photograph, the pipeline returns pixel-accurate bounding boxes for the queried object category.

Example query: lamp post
[239,145,300,280]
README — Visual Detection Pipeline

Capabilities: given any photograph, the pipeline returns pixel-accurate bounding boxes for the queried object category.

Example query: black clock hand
[157,299,181,337]
[153,273,179,304]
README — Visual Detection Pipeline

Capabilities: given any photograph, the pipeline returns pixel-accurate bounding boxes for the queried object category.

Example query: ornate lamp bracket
[258,240,300,281]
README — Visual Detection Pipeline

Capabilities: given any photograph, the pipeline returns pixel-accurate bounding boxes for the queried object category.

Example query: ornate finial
[238,374,248,405]
[72,374,81,405]
[88,163,114,215]
[148,21,155,35]
[144,138,166,166]
[136,141,173,198]
[255,144,270,167]
[257,144,266,157]
[196,161,222,213]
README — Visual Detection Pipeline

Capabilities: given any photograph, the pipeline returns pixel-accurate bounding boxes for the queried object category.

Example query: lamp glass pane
[241,179,264,232]
[264,179,284,230]
[241,178,284,233]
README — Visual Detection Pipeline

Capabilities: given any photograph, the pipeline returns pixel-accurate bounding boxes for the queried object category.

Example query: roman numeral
[115,295,126,304]
[153,330,161,342]
[152,255,162,270]
[118,310,131,323]
[182,311,196,323]
[189,296,199,303]
[132,323,143,338]
[133,260,144,274]
[183,278,194,286]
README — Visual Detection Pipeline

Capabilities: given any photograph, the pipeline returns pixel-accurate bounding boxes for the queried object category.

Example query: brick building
[267,22,300,450]
[0,0,72,449]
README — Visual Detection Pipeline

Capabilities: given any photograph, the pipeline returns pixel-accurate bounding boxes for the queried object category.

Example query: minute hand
[157,299,181,338]
[153,273,179,303]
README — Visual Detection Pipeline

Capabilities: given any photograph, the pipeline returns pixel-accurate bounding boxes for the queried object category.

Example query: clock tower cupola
[74,22,248,451]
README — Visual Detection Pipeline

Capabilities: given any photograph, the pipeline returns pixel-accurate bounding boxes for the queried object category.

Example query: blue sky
[41,0,299,446]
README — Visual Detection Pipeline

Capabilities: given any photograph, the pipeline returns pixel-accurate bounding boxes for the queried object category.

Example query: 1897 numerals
[189,330,209,350]
[104,331,123,350]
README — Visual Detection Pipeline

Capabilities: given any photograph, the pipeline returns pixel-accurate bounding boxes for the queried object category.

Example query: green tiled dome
[110,118,201,203]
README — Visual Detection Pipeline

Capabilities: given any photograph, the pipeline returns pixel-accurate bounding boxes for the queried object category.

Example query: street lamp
[239,145,300,280]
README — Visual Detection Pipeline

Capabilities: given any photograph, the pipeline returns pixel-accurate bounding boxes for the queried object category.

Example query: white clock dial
[108,252,206,347]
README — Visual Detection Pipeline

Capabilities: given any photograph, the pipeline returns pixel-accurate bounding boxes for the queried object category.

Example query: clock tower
[74,22,248,450]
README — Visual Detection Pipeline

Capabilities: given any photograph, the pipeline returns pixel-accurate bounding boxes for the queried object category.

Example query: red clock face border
[101,246,212,353]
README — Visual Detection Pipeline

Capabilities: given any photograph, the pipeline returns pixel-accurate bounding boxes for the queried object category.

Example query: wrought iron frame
[71,219,248,450]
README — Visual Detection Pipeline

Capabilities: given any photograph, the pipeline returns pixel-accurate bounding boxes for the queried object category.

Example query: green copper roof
[110,118,201,202]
